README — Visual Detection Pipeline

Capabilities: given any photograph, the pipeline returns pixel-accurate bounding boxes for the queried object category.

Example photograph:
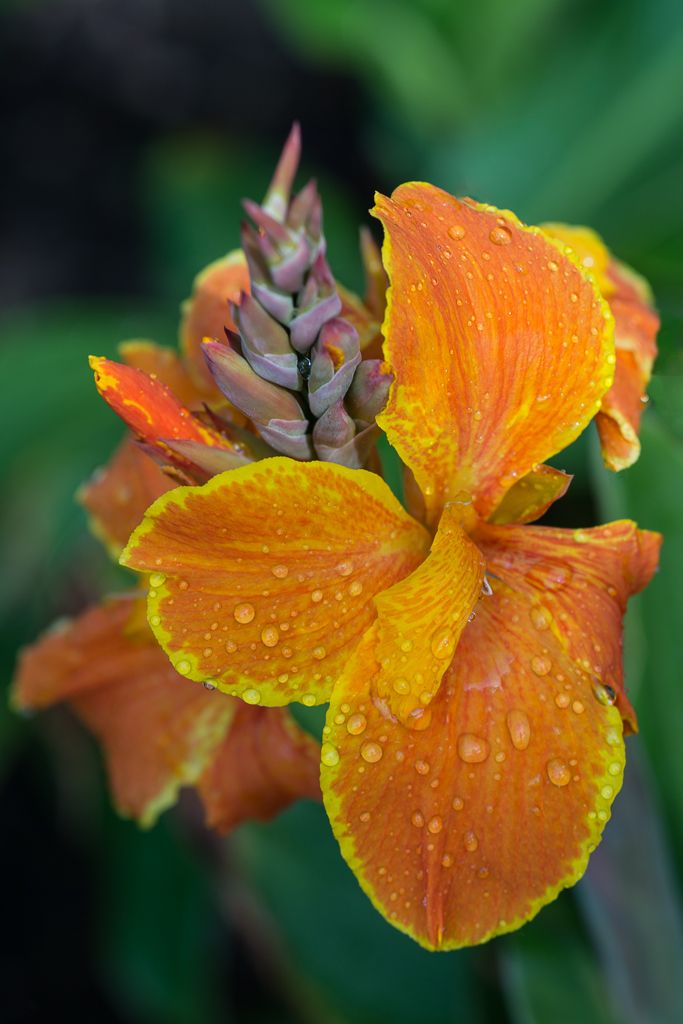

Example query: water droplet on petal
[608,762,621,777]
[430,626,456,661]
[531,655,551,676]
[530,607,549,630]
[336,561,353,577]
[489,225,512,246]
[448,224,466,240]
[601,784,614,799]
[458,733,490,763]
[321,742,340,767]
[311,590,323,603]
[272,564,289,578]
[234,602,255,624]
[175,659,191,674]
[360,741,383,763]
[149,572,166,588]
[301,693,316,707]
[349,580,363,597]
[261,625,279,647]
[427,815,443,834]
[411,811,424,828]
[414,759,430,775]
[507,709,531,750]
[592,679,617,705]
[243,688,261,705]
[346,713,367,735]
[463,830,479,852]
[312,645,326,660]
[547,758,571,786]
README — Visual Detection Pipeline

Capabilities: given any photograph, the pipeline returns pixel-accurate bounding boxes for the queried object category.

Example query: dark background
[2,1,683,1021]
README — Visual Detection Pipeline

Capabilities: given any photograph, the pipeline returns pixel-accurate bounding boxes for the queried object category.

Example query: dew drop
[349,580,363,597]
[506,709,531,750]
[346,713,367,735]
[601,784,614,799]
[260,625,279,647]
[312,645,326,660]
[150,614,161,627]
[430,626,456,661]
[572,700,585,714]
[489,225,512,246]
[530,606,549,630]
[427,815,443,835]
[272,564,289,579]
[301,693,316,707]
[608,762,621,777]
[393,677,410,695]
[414,759,430,775]
[225,639,237,653]
[547,758,571,787]
[531,654,551,676]
[234,602,255,624]
[360,741,383,763]
[311,589,323,603]
[203,682,216,691]
[592,679,617,705]
[463,830,479,852]
[321,742,340,767]
[448,224,466,240]
[452,796,464,811]
[411,811,424,828]
[336,561,353,577]
[149,572,166,588]
[441,853,453,868]
[457,733,490,763]
[555,693,570,709]
[243,688,261,705]
[175,659,191,674]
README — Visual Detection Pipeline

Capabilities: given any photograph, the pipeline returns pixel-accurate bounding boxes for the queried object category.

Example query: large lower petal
[321,520,660,949]
[374,184,614,526]
[198,703,321,833]
[541,224,659,471]
[12,597,233,826]
[121,458,430,707]
[79,436,174,558]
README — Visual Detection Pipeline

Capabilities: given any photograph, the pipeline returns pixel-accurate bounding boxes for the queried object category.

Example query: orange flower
[116,183,661,949]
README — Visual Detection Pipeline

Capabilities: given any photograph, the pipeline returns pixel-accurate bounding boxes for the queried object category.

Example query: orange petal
[198,704,321,833]
[374,184,614,526]
[12,597,233,826]
[119,340,201,408]
[179,250,250,394]
[489,465,572,525]
[91,355,223,448]
[356,503,485,727]
[541,225,659,471]
[337,283,383,359]
[121,458,430,707]
[78,436,174,557]
[321,519,660,949]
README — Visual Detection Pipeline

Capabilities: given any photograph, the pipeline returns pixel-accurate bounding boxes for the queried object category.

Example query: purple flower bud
[262,122,301,223]
[314,422,380,469]
[308,318,361,417]
[203,341,305,425]
[312,399,356,451]
[345,360,393,423]
[259,418,314,460]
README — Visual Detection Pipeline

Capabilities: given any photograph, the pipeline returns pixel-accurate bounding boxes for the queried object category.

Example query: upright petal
[79,436,174,558]
[374,184,614,526]
[541,224,659,470]
[121,458,430,707]
[321,520,659,948]
[489,465,572,525]
[179,250,250,394]
[198,704,321,833]
[12,597,233,827]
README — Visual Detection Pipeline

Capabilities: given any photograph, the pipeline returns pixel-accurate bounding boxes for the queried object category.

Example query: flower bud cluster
[202,125,390,468]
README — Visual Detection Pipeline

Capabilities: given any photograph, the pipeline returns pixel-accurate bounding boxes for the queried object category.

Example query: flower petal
[91,355,222,447]
[321,520,660,949]
[541,224,659,471]
[119,340,201,408]
[354,503,485,727]
[179,250,250,393]
[12,597,233,827]
[374,184,614,526]
[489,466,572,525]
[198,704,321,833]
[79,436,174,558]
[121,458,430,707]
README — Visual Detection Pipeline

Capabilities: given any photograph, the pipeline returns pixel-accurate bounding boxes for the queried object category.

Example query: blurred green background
[2,0,682,1021]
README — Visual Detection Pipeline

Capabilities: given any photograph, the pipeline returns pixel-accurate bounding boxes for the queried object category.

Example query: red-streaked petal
[12,597,233,826]
[198,704,321,833]
[119,340,201,408]
[374,184,614,526]
[78,436,174,558]
[358,504,485,727]
[91,355,223,448]
[489,466,572,525]
[179,250,250,394]
[541,224,659,471]
[321,519,660,948]
[121,458,430,707]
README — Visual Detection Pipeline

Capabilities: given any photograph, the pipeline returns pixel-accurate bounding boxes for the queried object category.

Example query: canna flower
[115,177,660,948]
[13,130,661,950]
